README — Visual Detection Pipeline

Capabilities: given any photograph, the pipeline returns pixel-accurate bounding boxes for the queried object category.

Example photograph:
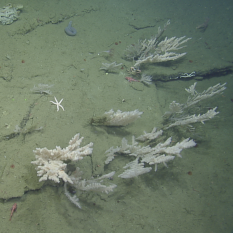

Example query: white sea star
[50,97,65,111]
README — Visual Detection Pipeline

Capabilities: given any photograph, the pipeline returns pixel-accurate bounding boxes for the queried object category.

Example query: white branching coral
[124,20,191,68]
[118,158,152,178]
[64,168,117,208]
[165,107,219,129]
[164,82,226,129]
[91,109,143,127]
[184,82,226,108]
[134,36,191,67]
[140,74,153,85]
[105,129,196,178]
[136,127,163,142]
[31,134,93,183]
[103,109,143,126]
[32,134,117,209]
[124,20,170,60]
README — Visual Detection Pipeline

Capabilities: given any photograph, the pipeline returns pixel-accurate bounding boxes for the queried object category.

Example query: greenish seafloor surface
[0,0,232,232]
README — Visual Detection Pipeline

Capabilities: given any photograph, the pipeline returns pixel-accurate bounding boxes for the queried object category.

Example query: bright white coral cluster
[124,20,191,67]
[133,35,191,67]
[164,82,226,129]
[105,129,196,178]
[134,36,191,67]
[184,82,226,108]
[30,81,226,209]
[103,109,143,126]
[31,134,93,183]
[165,107,219,129]
[32,134,117,209]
